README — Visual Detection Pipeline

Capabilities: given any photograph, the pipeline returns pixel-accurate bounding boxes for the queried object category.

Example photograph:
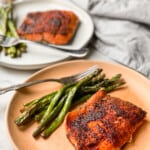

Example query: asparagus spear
[0,1,17,58]
[72,94,91,107]
[103,74,122,87]
[15,71,124,126]
[40,87,80,138]
[81,74,123,93]
[34,108,47,122]
[15,93,55,126]
[32,84,74,136]
[7,1,27,57]
[32,93,91,122]
[0,7,8,35]
[41,79,125,138]
[7,0,18,38]
[40,84,74,125]
[0,0,27,58]
[17,43,27,53]
[80,81,105,93]
[33,93,91,122]
[24,91,56,110]
[104,80,125,93]
[41,70,100,138]
[15,68,125,139]
[87,72,105,86]
[33,95,67,137]
[7,20,19,38]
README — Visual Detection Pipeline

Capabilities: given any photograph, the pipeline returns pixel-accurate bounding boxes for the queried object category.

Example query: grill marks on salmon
[17,10,79,45]
[66,90,146,150]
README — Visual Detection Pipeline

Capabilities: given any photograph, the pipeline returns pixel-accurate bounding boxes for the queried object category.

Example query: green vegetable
[40,85,72,121]
[41,69,105,138]
[14,68,126,138]
[33,95,67,137]
[0,7,8,35]
[15,93,55,126]
[41,86,79,138]
[0,0,27,58]
[7,20,19,38]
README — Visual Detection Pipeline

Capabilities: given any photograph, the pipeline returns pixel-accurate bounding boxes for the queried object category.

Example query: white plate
[0,0,94,70]
[0,44,71,70]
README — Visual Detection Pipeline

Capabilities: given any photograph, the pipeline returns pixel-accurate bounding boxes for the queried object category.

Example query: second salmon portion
[66,90,146,150]
[17,10,80,45]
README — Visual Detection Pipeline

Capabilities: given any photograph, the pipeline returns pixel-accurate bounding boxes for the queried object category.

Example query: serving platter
[6,60,150,150]
[0,0,94,70]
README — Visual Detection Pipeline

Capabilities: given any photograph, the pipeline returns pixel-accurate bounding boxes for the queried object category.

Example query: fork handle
[0,78,60,95]
[19,39,89,58]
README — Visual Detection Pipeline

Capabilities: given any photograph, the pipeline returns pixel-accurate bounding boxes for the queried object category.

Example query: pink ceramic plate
[6,60,150,150]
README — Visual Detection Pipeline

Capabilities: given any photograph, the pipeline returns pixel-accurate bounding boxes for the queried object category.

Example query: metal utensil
[0,65,99,94]
[0,34,89,58]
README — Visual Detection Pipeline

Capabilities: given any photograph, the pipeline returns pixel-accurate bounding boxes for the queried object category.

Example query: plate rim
[0,0,94,70]
[5,59,150,150]
[13,0,94,51]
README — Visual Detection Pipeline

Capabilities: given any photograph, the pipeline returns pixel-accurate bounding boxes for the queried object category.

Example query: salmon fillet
[17,10,79,45]
[66,90,146,150]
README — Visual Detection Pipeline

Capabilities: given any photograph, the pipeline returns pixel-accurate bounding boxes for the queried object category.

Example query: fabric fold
[73,0,150,78]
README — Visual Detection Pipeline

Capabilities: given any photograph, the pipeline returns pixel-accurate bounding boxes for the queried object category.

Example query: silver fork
[0,65,99,95]
[0,34,89,58]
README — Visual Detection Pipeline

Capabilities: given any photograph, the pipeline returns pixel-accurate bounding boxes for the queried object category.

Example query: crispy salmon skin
[17,10,79,45]
[66,90,146,150]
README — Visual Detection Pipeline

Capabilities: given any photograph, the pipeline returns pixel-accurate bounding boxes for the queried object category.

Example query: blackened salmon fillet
[66,90,146,150]
[17,10,79,45]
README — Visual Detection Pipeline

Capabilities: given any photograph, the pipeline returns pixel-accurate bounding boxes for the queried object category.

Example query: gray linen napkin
[74,0,150,78]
